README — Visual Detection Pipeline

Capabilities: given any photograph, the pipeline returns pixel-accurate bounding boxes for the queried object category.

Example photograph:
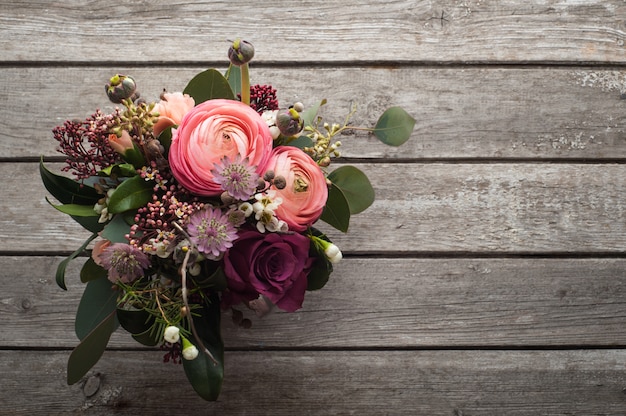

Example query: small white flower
[182,339,199,360]
[324,243,342,264]
[239,202,253,217]
[269,126,281,139]
[163,326,180,343]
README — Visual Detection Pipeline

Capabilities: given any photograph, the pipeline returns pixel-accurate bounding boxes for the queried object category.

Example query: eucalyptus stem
[241,63,250,105]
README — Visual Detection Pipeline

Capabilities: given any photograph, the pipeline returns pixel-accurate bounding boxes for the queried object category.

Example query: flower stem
[173,221,218,366]
[241,63,250,105]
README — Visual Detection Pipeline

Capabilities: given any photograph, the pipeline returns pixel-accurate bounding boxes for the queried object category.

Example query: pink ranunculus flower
[152,92,195,137]
[222,229,314,312]
[169,99,273,196]
[267,146,328,231]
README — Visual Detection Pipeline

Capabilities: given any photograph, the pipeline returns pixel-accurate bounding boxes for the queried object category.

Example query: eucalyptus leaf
[183,68,235,104]
[80,257,108,283]
[75,276,119,341]
[100,213,132,243]
[183,293,224,401]
[67,310,117,385]
[320,183,351,232]
[300,99,327,129]
[46,198,98,217]
[39,158,101,205]
[327,166,375,215]
[107,175,152,214]
[373,107,416,146]
[225,64,242,98]
[55,233,98,290]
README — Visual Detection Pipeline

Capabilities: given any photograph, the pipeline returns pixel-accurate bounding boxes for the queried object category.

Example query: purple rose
[222,230,313,312]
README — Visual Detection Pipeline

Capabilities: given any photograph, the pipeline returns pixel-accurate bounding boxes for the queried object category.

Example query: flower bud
[275,108,304,137]
[163,326,180,343]
[272,175,287,190]
[181,337,199,360]
[228,39,255,66]
[105,74,137,103]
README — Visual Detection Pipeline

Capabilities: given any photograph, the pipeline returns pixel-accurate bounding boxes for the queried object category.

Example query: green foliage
[107,175,152,214]
[75,275,119,340]
[117,308,155,335]
[80,257,107,283]
[320,166,376,232]
[320,183,351,232]
[100,213,133,243]
[55,233,98,290]
[39,159,101,205]
[306,229,333,291]
[183,293,224,401]
[46,198,98,217]
[67,310,117,385]
[327,166,375,215]
[373,107,416,146]
[224,64,242,98]
[183,68,235,104]
[98,163,138,178]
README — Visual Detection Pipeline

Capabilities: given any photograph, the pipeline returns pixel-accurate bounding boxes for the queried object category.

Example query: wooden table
[2,1,626,414]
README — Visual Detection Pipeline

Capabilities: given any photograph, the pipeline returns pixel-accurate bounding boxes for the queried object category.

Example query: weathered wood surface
[2,0,626,413]
[4,256,626,348]
[1,0,625,64]
[4,67,626,160]
[3,350,626,415]
[14,162,626,253]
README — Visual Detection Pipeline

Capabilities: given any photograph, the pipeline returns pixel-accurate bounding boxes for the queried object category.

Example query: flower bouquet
[40,39,415,401]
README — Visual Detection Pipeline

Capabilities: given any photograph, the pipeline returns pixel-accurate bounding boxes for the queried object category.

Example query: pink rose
[169,99,273,196]
[268,146,328,231]
[153,92,195,137]
[222,230,314,312]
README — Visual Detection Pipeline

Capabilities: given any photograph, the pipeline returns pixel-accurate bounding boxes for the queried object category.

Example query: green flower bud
[105,74,137,104]
[228,39,255,66]
[275,108,304,137]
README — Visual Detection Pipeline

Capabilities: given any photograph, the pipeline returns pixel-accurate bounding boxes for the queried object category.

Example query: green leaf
[301,99,327,129]
[75,276,119,341]
[285,134,314,150]
[67,310,117,385]
[320,183,351,232]
[306,228,333,290]
[98,163,138,178]
[107,176,152,214]
[100,214,132,243]
[132,327,161,347]
[55,233,98,290]
[158,126,173,157]
[39,158,101,205]
[224,64,242,98]
[183,68,235,104]
[117,308,155,335]
[183,293,224,401]
[373,107,416,146]
[46,198,98,217]
[80,257,108,283]
[328,166,375,215]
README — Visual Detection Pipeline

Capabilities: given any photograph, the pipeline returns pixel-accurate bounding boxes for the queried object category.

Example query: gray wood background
[1,0,626,414]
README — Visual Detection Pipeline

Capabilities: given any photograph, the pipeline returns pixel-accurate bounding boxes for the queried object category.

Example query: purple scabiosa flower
[186,207,239,259]
[211,154,260,201]
[99,243,151,283]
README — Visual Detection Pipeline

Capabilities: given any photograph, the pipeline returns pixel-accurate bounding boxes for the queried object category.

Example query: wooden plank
[4,66,626,159]
[1,0,625,64]
[4,256,625,348]
[2,349,625,415]
[14,162,626,253]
